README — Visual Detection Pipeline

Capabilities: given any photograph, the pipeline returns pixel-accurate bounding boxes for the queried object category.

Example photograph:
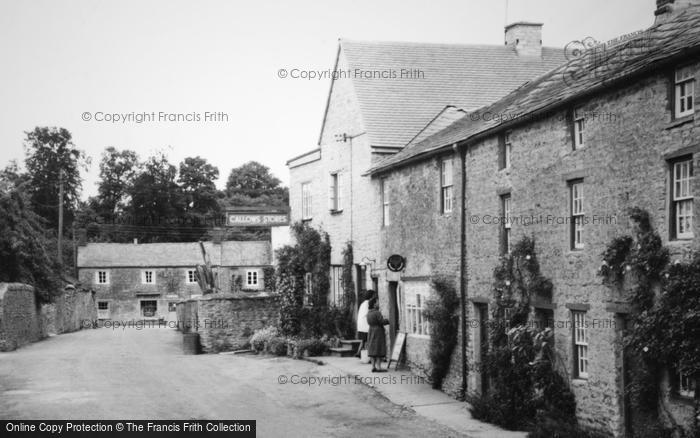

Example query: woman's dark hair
[365,289,377,301]
[368,297,378,309]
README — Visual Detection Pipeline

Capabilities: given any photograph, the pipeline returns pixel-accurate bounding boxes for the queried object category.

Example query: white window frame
[573,311,589,379]
[441,158,454,214]
[96,270,109,285]
[571,181,584,249]
[304,272,313,306]
[381,178,390,227]
[675,66,695,119]
[672,159,694,239]
[574,107,585,149]
[406,292,429,337]
[141,270,155,285]
[245,269,259,288]
[504,131,512,168]
[186,269,197,284]
[97,300,110,319]
[329,172,343,212]
[678,371,696,398]
[329,265,343,307]
[503,194,511,254]
[301,182,312,220]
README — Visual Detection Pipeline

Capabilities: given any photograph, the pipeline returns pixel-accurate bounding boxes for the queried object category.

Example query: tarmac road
[0,327,467,437]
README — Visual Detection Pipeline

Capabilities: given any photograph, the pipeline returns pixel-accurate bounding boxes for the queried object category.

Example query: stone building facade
[77,241,272,321]
[367,2,700,435]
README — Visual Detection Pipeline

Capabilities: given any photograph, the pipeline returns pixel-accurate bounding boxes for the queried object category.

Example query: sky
[0,0,657,199]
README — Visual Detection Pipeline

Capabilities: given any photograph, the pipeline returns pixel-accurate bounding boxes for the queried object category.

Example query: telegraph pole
[58,169,64,267]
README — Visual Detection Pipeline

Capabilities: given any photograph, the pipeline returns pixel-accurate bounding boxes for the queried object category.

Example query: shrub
[296,338,328,357]
[265,336,288,356]
[250,326,278,352]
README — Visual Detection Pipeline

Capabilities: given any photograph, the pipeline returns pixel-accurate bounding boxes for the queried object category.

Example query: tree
[96,147,139,216]
[178,156,220,214]
[225,161,288,204]
[0,181,61,302]
[24,127,88,229]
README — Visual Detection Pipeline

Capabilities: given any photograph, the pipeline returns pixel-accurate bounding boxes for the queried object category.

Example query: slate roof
[318,39,566,149]
[367,8,700,175]
[77,241,271,268]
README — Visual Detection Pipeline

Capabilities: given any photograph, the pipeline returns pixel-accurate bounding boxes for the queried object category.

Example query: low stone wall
[177,294,279,353]
[0,283,97,352]
[0,283,45,351]
[41,287,96,335]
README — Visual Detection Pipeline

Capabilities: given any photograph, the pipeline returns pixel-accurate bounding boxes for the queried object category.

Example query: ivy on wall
[599,207,699,437]
[423,275,459,389]
[471,236,582,436]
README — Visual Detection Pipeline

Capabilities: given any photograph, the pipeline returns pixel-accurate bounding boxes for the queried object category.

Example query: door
[388,281,399,351]
[167,302,177,323]
[140,300,157,318]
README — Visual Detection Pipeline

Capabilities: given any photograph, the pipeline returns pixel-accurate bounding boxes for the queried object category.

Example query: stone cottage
[77,241,272,321]
[367,1,700,435]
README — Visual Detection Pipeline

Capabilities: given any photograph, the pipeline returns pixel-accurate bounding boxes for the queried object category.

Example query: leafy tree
[225,161,288,204]
[0,179,61,302]
[23,127,88,229]
[178,156,220,214]
[96,147,139,216]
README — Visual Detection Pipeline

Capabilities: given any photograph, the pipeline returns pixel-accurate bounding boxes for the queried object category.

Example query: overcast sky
[0,0,656,198]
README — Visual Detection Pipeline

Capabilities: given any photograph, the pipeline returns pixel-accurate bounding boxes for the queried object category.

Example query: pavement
[323,356,527,438]
[0,326,495,438]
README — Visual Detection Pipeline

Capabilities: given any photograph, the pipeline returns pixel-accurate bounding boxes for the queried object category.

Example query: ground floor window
[677,371,697,399]
[329,265,343,306]
[141,300,157,318]
[572,310,589,379]
[97,301,110,319]
[168,302,177,312]
[404,282,429,337]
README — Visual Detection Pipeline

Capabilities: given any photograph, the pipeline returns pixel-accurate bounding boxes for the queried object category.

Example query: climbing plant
[471,236,580,435]
[599,207,698,437]
[274,222,332,337]
[423,275,459,389]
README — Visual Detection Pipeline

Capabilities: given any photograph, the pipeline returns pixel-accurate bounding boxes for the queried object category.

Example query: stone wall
[0,283,44,351]
[41,287,96,335]
[0,283,96,351]
[177,294,279,353]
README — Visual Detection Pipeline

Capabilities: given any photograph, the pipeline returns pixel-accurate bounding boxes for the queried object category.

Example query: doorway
[140,300,157,318]
[388,281,400,351]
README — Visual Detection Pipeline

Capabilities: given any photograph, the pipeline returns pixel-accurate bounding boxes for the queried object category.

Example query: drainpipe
[458,142,469,400]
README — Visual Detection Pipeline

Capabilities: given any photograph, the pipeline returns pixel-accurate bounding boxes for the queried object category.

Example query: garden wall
[41,286,96,335]
[176,294,279,353]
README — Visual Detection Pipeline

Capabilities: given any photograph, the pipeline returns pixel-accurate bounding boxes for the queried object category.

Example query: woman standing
[366,298,389,372]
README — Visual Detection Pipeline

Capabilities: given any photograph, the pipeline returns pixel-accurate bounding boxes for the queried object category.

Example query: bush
[295,338,328,357]
[250,326,278,352]
[423,276,459,389]
[266,336,288,356]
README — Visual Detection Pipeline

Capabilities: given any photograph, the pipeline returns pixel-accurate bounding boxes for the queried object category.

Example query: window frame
[675,66,695,119]
[570,180,585,250]
[406,292,429,337]
[440,157,454,214]
[504,131,512,168]
[186,269,198,284]
[501,194,512,255]
[572,310,589,379]
[96,270,109,285]
[304,272,314,306]
[329,172,343,212]
[573,107,585,149]
[141,270,155,285]
[245,269,260,288]
[677,371,697,399]
[301,181,312,221]
[381,178,390,227]
[670,157,694,240]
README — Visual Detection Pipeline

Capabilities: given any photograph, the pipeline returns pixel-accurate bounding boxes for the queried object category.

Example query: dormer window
[675,66,695,119]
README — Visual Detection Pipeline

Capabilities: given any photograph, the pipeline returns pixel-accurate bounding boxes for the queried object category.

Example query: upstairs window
[142,270,155,284]
[675,66,695,119]
[441,157,454,214]
[186,269,197,284]
[570,180,585,250]
[301,182,312,220]
[96,271,109,284]
[329,172,343,212]
[671,158,694,239]
[573,107,585,149]
[498,131,512,170]
[381,178,390,227]
[246,270,259,287]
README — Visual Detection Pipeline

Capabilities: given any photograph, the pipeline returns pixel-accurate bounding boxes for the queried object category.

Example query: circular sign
[387,255,406,272]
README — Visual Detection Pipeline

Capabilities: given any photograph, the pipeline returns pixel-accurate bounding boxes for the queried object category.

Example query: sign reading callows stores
[226,209,289,227]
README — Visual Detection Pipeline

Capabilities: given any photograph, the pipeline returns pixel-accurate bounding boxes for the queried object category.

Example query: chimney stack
[655,0,700,23]
[505,22,543,58]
